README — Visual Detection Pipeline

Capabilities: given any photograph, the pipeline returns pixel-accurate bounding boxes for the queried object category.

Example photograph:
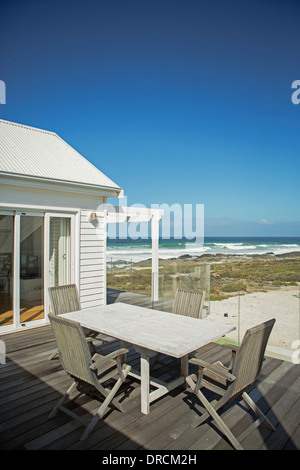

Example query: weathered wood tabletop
[63,302,235,414]
[63,302,234,358]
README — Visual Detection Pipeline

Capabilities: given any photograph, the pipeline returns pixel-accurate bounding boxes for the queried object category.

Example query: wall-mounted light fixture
[87,212,97,223]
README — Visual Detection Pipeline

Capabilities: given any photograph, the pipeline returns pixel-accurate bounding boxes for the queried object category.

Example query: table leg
[140,349,150,415]
[181,355,188,389]
[120,340,127,364]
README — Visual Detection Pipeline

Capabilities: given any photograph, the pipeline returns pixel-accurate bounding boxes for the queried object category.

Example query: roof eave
[0,171,123,198]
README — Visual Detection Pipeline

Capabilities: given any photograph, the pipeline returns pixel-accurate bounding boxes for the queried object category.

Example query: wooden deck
[0,290,299,450]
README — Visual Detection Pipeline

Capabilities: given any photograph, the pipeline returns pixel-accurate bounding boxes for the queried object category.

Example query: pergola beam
[151,213,160,302]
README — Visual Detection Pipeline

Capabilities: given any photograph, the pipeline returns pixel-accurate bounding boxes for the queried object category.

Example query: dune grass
[107,254,300,301]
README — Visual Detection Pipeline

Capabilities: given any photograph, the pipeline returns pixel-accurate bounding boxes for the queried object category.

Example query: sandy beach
[107,249,300,355]
[208,286,300,351]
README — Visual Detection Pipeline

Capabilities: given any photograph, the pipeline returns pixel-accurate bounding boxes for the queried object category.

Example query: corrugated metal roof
[0,119,121,192]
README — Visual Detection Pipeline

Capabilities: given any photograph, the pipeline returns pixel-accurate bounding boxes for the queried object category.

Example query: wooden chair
[172,287,206,319]
[186,318,276,450]
[48,284,82,316]
[151,288,206,370]
[48,284,99,359]
[48,314,131,441]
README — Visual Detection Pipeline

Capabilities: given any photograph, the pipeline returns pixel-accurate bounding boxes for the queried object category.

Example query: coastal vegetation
[107,253,300,301]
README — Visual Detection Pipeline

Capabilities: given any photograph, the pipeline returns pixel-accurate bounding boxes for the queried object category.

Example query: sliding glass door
[44,213,74,317]
[0,215,14,326]
[0,211,75,330]
[49,217,71,287]
[20,215,44,324]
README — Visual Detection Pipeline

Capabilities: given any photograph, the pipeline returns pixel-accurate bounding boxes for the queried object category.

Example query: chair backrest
[225,318,276,402]
[48,284,81,315]
[172,288,205,319]
[49,314,98,387]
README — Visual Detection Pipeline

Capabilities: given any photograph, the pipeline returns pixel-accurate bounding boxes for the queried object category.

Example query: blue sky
[1,0,299,236]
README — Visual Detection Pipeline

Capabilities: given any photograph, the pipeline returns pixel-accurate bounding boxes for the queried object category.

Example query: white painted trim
[0,202,79,214]
[0,173,122,198]
[17,318,47,330]
[75,211,80,294]
[103,206,107,305]
[44,214,50,320]
[70,214,77,285]
[18,212,45,327]
[44,212,77,323]
[151,214,160,302]
[13,214,20,329]
[16,210,44,217]
[0,319,48,334]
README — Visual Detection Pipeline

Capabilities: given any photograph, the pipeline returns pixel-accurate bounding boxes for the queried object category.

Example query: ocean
[107,237,300,264]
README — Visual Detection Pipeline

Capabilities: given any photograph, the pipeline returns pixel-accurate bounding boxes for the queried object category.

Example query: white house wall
[79,210,106,308]
[1,180,108,315]
[0,182,108,211]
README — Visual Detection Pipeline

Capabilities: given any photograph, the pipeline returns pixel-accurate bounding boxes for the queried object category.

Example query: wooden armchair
[172,287,206,318]
[48,314,131,441]
[48,284,99,359]
[186,318,276,450]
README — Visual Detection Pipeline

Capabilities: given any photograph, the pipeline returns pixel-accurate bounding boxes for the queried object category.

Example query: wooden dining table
[63,302,235,415]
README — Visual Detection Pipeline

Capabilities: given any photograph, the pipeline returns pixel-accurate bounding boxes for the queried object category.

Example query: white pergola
[105,205,164,301]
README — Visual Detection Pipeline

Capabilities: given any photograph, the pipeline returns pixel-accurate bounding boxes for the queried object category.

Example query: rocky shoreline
[168,250,300,262]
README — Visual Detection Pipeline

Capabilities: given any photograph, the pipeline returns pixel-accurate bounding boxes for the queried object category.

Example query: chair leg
[80,393,120,441]
[186,376,243,450]
[80,374,127,441]
[48,349,59,360]
[49,382,77,418]
[195,388,244,450]
[191,408,211,427]
[80,409,101,441]
[242,392,276,431]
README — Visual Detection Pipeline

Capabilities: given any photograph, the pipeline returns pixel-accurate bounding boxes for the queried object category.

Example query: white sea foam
[213,242,243,247]
[281,244,299,247]
[269,246,300,255]
[107,249,151,256]
[107,239,300,263]
[158,246,211,259]
[212,243,256,250]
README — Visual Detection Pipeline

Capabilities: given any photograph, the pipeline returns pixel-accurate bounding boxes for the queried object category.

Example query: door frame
[0,208,78,332]
[0,210,15,329]
[16,210,45,329]
[44,213,76,321]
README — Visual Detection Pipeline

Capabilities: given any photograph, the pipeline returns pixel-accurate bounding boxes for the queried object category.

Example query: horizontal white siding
[79,210,106,309]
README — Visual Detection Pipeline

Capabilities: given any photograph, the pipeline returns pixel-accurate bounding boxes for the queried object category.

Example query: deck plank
[0,293,299,451]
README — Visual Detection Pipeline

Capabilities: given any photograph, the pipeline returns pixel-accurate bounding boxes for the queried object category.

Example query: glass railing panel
[237,281,300,360]
[209,257,300,361]
[158,260,211,315]
[106,257,152,299]
[107,254,300,363]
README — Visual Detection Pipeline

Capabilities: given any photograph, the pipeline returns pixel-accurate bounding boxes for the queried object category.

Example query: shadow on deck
[0,289,299,450]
